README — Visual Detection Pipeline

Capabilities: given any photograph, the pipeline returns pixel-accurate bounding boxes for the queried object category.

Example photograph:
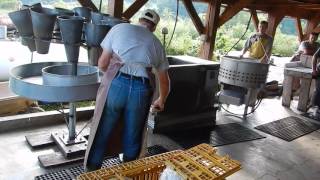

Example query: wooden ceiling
[77,0,320,59]
[78,0,320,19]
[194,0,320,20]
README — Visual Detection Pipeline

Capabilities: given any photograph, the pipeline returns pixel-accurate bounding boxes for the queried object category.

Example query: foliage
[0,0,301,58]
[272,28,299,56]
[39,101,94,111]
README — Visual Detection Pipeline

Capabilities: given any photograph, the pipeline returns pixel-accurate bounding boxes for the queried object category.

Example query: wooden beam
[313,26,320,33]
[266,11,284,56]
[123,0,148,19]
[295,18,303,42]
[303,13,320,40]
[267,11,284,38]
[182,0,205,34]
[77,0,98,11]
[108,0,124,18]
[250,9,259,31]
[199,0,221,60]
[218,0,254,27]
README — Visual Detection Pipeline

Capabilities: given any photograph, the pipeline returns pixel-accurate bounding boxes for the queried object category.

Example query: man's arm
[240,36,252,58]
[98,50,112,72]
[151,70,170,112]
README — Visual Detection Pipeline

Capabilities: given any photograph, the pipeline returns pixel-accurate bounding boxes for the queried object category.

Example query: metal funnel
[55,7,74,16]
[54,7,75,32]
[30,7,57,54]
[58,16,84,63]
[85,23,110,46]
[85,23,110,65]
[8,9,36,52]
[21,3,42,10]
[73,7,91,22]
[100,16,127,28]
[87,47,102,66]
[91,12,109,24]
[64,44,81,64]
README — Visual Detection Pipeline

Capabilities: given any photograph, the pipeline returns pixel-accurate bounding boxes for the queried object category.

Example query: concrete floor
[1,57,320,179]
[0,97,320,180]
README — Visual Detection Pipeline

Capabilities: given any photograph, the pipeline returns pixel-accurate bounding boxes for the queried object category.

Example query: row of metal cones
[8,3,126,65]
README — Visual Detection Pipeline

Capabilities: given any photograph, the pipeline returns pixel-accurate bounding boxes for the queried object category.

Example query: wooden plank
[108,0,124,18]
[199,0,221,60]
[25,133,55,148]
[282,75,293,107]
[298,78,312,112]
[295,18,303,43]
[38,152,83,168]
[218,0,254,27]
[182,0,205,34]
[77,0,98,11]
[250,9,259,31]
[123,0,148,19]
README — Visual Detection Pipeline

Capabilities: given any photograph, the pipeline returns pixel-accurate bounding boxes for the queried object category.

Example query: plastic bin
[166,144,241,180]
[77,144,241,180]
[78,150,182,180]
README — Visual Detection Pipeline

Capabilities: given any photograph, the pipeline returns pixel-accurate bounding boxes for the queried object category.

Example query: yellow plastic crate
[78,150,182,180]
[78,144,241,180]
[166,143,241,180]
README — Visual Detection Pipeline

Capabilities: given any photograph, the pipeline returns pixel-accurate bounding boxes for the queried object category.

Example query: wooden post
[295,18,303,43]
[250,9,259,32]
[199,0,221,60]
[298,78,312,112]
[267,12,284,38]
[282,75,293,107]
[123,0,148,20]
[108,0,124,18]
[182,0,205,34]
[266,12,284,58]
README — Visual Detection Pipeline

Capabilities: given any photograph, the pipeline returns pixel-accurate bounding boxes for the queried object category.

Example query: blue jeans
[87,73,152,170]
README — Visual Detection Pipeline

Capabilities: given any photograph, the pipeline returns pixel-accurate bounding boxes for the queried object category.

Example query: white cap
[140,9,160,25]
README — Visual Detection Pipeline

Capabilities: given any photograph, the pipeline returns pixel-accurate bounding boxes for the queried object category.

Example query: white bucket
[0,25,7,39]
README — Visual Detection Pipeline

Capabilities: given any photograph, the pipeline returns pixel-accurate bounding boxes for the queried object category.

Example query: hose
[166,0,179,50]
[225,13,253,56]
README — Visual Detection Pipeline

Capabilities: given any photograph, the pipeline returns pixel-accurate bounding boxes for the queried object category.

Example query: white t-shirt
[100,23,169,78]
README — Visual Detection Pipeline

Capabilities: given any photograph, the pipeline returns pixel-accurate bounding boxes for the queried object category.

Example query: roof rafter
[77,0,98,11]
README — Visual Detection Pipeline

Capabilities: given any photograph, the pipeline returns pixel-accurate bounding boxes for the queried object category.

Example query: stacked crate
[77,144,241,180]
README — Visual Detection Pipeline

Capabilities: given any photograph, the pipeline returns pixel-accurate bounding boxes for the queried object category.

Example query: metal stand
[51,103,88,158]
[30,51,33,63]
[50,64,88,158]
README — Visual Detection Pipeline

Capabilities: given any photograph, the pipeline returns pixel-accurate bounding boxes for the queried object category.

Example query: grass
[39,100,95,111]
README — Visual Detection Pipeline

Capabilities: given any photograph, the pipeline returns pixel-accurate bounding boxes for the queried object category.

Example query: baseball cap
[140,9,160,25]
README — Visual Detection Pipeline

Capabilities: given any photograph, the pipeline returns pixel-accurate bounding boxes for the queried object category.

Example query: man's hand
[151,70,170,113]
[150,98,165,113]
